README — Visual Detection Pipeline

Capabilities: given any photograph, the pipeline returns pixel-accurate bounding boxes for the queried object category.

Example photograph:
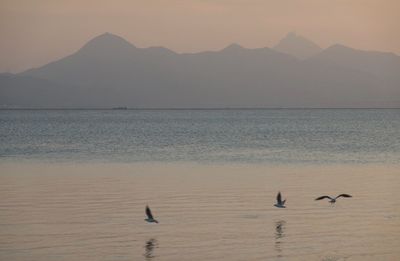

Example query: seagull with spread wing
[274,191,286,208]
[145,205,159,223]
[315,194,352,204]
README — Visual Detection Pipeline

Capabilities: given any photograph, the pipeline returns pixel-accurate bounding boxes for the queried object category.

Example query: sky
[0,0,399,73]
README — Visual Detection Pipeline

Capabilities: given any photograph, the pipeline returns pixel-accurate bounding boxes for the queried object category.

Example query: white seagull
[274,192,286,208]
[145,205,159,223]
[315,194,352,204]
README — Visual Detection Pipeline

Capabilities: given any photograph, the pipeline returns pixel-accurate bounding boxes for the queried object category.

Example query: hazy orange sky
[0,0,399,73]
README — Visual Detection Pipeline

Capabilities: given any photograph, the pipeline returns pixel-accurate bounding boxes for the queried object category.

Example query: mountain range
[1,32,399,108]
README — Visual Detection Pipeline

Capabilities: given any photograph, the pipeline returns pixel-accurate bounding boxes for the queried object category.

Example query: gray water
[1,109,400,261]
[0,109,399,164]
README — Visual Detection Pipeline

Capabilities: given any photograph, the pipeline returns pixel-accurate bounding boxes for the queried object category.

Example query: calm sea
[0,109,399,164]
[1,109,400,261]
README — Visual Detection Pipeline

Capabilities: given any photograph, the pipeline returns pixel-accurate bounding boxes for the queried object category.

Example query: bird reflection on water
[143,238,158,259]
[274,220,286,258]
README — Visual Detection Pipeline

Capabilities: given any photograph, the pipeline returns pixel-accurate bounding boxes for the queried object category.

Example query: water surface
[0,164,399,261]
[1,109,399,260]
[0,109,399,164]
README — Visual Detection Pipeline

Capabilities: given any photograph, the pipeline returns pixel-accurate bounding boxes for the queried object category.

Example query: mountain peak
[78,32,136,55]
[273,32,322,59]
[285,31,299,39]
[221,43,245,52]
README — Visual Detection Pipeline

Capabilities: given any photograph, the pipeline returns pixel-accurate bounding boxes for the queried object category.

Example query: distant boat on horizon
[112,106,128,110]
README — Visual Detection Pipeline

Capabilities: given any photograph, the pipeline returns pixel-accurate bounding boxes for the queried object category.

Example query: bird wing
[336,194,352,199]
[315,196,333,201]
[146,206,154,219]
[277,192,282,204]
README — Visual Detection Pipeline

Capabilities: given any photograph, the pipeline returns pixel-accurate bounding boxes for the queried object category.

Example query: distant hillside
[1,32,399,108]
[310,44,400,86]
[273,32,322,60]
[0,73,85,107]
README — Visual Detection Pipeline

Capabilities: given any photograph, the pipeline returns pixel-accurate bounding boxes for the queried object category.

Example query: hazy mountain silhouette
[273,32,322,59]
[310,44,400,86]
[1,32,399,108]
[0,73,84,107]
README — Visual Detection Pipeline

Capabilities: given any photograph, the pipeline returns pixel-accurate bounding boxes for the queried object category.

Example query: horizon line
[1,107,399,110]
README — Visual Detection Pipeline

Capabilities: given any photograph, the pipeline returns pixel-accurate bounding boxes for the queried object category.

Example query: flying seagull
[315,194,352,204]
[274,192,286,208]
[145,205,159,223]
